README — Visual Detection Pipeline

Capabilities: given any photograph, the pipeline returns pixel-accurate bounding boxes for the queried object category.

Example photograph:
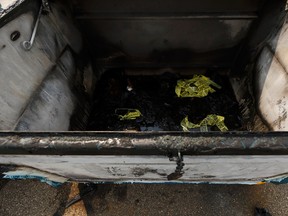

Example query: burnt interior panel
[72,0,271,132]
[1,0,283,133]
[73,0,263,67]
[75,0,262,13]
[78,19,253,67]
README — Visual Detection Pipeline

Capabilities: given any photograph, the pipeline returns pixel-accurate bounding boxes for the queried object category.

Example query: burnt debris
[87,70,242,131]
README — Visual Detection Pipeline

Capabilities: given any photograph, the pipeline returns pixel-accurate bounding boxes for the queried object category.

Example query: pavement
[0,180,288,216]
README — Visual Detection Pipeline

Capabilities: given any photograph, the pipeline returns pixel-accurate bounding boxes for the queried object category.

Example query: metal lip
[75,12,258,20]
[0,131,288,155]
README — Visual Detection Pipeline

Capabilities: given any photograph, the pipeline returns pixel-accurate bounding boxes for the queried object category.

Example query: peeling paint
[265,175,288,184]
[3,167,67,187]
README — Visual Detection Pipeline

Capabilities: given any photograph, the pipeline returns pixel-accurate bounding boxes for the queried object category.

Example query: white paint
[0,2,82,130]
[3,167,67,183]
[255,21,288,131]
[14,50,76,131]
[0,13,54,130]
[1,155,288,183]
[0,0,19,8]
[256,48,288,131]
[268,23,288,73]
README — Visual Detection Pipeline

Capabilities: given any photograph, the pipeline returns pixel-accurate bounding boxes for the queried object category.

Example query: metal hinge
[167,151,185,180]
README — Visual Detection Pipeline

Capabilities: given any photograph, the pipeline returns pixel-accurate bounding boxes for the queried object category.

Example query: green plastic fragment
[175,75,221,98]
[117,109,142,120]
[181,114,228,132]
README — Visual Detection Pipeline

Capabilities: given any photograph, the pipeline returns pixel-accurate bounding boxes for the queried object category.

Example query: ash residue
[87,70,242,131]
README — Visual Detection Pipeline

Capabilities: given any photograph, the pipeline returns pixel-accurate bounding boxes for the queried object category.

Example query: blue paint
[3,174,62,187]
[266,177,288,185]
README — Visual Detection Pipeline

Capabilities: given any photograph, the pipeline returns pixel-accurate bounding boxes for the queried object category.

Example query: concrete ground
[0,180,287,216]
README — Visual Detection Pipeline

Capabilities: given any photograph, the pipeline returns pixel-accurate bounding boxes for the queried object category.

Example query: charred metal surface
[75,0,262,13]
[80,19,253,67]
[132,167,166,177]
[75,12,258,20]
[74,0,262,68]
[1,132,288,155]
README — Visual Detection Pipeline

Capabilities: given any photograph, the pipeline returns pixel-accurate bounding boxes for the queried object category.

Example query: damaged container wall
[75,0,260,68]
[3,154,288,183]
[1,0,288,133]
[1,0,287,133]
[230,0,288,131]
[0,0,83,131]
[87,72,242,132]
[2,0,288,183]
[255,23,288,131]
[74,0,280,133]
[14,49,76,131]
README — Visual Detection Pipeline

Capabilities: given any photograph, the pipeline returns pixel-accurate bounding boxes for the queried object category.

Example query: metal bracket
[167,151,185,180]
[21,4,43,51]
[21,1,50,51]
[42,0,50,13]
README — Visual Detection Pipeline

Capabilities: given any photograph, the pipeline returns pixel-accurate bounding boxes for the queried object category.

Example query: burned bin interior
[0,0,287,133]
[87,70,243,132]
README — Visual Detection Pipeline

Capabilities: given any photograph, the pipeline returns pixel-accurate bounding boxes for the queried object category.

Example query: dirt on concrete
[0,180,288,216]
[79,183,286,216]
[0,180,70,216]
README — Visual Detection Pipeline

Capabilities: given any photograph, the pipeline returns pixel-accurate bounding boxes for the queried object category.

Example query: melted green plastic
[181,114,228,132]
[175,75,221,98]
[118,109,142,120]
